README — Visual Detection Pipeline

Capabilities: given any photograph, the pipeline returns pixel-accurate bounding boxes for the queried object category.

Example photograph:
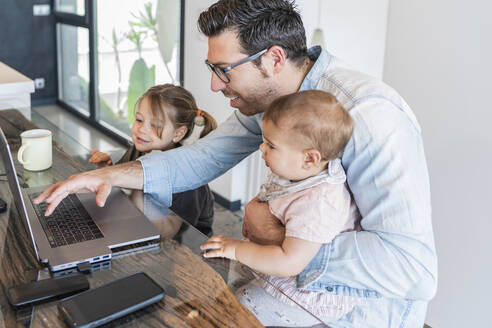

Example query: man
[35,0,437,326]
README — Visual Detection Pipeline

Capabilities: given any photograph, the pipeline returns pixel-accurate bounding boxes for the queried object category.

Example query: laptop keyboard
[30,193,104,248]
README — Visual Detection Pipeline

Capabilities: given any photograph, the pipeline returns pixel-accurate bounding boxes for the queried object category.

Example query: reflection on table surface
[30,107,95,170]
[0,108,321,327]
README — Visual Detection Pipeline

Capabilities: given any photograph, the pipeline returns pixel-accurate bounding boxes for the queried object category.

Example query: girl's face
[259,119,308,181]
[131,97,179,153]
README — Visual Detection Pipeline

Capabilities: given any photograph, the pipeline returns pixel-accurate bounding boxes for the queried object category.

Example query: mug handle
[17,144,30,165]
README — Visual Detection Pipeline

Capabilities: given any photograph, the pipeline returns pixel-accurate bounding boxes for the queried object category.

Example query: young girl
[201,90,361,326]
[89,84,217,236]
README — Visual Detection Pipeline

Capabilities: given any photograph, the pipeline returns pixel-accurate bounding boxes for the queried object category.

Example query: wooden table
[0,109,268,327]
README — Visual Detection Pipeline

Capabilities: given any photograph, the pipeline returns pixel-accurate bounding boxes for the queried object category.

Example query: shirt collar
[299,46,332,91]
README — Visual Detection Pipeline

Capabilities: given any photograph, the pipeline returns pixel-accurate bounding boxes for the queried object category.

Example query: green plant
[125,8,155,124]
[100,28,125,116]
[130,0,178,83]
[126,26,146,59]
[125,0,179,123]
[130,2,156,38]
[126,59,155,124]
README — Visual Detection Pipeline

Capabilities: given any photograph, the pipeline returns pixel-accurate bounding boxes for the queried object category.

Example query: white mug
[17,129,53,171]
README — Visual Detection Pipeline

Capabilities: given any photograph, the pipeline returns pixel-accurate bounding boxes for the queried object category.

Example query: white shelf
[0,61,35,118]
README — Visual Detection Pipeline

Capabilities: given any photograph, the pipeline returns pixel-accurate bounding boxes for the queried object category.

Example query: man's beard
[225,85,278,117]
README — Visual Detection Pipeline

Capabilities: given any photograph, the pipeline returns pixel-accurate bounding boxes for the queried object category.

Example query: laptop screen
[0,127,40,261]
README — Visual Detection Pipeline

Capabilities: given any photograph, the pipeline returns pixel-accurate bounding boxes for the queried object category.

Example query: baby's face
[260,119,308,181]
[131,97,177,153]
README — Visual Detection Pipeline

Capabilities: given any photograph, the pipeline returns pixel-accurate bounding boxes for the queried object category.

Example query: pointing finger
[95,183,111,207]
[33,184,58,204]
[44,191,69,216]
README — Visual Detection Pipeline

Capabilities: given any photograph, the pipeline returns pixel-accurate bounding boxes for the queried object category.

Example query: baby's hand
[88,150,112,166]
[200,235,243,260]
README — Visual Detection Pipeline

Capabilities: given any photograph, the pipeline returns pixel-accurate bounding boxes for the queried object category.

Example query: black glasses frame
[205,48,268,83]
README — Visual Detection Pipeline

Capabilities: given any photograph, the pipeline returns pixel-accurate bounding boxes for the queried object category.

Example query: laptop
[0,127,160,271]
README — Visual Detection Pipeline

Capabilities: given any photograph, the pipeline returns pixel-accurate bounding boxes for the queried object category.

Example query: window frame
[54,0,185,145]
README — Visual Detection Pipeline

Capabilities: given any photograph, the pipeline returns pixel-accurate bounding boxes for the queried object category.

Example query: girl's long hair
[135,84,217,140]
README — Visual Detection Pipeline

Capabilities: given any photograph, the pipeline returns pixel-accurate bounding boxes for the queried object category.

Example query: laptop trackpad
[77,189,158,245]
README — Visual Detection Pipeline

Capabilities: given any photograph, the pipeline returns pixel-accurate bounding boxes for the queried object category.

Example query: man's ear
[302,149,322,169]
[173,126,188,143]
[264,46,287,75]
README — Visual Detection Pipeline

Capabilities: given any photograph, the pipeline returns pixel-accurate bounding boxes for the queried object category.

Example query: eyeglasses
[205,48,268,83]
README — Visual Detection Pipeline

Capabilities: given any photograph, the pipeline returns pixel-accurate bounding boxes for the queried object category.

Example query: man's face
[207,30,279,116]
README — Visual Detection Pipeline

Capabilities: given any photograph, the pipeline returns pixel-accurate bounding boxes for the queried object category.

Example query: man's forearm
[105,161,144,190]
[243,197,286,245]
[246,225,285,246]
[138,111,263,207]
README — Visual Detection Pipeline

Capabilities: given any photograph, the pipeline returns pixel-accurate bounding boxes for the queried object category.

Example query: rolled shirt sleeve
[137,110,263,207]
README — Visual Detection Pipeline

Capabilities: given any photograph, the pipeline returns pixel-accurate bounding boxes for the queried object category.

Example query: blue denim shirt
[139,47,437,327]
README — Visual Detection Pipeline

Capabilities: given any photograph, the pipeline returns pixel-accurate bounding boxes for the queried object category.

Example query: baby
[201,90,360,326]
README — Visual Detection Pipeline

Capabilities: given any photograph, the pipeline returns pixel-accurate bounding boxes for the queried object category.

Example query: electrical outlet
[33,4,51,16]
[34,78,45,89]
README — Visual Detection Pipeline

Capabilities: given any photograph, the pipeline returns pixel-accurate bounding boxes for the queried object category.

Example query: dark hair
[198,0,308,67]
[264,90,353,161]
[136,84,217,140]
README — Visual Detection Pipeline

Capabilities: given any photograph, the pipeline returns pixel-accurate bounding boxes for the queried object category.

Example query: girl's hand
[200,235,243,260]
[89,150,112,166]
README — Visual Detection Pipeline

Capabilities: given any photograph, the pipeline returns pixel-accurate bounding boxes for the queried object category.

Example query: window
[56,0,86,16]
[96,0,181,136]
[57,24,90,116]
[54,0,183,143]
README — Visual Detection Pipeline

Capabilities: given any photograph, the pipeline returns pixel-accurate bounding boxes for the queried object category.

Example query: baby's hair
[135,84,217,140]
[264,90,353,161]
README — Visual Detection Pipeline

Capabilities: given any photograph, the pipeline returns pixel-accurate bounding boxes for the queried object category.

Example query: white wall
[184,0,389,205]
[384,1,492,327]
[296,0,389,78]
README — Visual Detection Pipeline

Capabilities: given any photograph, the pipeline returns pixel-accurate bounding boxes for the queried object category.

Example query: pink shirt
[269,182,359,244]
[261,181,361,319]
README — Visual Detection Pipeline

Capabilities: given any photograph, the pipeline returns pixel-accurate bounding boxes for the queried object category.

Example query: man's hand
[33,161,144,216]
[243,196,285,246]
[200,235,244,260]
[33,169,113,216]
